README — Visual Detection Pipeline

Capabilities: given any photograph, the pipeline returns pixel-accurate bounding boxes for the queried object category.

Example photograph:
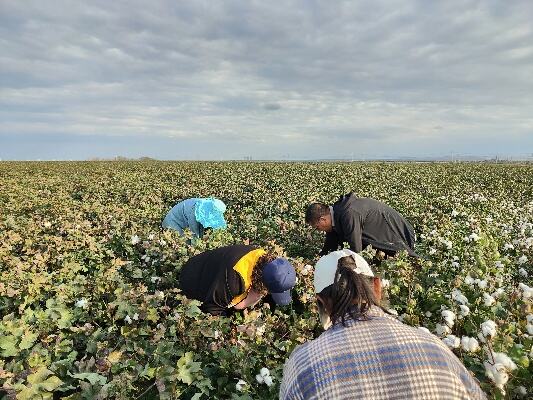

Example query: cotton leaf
[69,372,107,386]
[19,331,39,350]
[107,351,122,364]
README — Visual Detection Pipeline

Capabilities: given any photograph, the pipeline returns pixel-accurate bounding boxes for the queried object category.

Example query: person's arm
[340,212,363,252]
[233,289,263,310]
[319,231,340,256]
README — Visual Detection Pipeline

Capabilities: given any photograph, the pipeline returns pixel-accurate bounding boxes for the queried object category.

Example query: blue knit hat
[194,198,227,229]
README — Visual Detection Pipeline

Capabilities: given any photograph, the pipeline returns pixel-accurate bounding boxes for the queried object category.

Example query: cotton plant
[483,352,517,393]
[518,283,533,300]
[255,367,273,387]
[441,310,456,327]
[482,293,496,307]
[461,336,479,353]
[442,335,460,349]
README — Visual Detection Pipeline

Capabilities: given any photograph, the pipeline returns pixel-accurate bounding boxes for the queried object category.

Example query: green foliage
[1,161,532,399]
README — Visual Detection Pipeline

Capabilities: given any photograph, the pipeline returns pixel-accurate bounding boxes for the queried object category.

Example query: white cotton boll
[481,320,497,338]
[418,327,431,334]
[519,268,528,277]
[527,314,533,324]
[260,367,270,377]
[451,261,459,268]
[124,315,132,324]
[441,310,456,327]
[518,255,528,264]
[484,362,509,390]
[464,275,475,287]
[461,336,479,352]
[255,374,264,384]
[236,379,246,391]
[429,248,437,255]
[148,234,155,240]
[476,279,488,290]
[492,288,504,299]
[492,353,517,371]
[469,233,480,242]
[483,293,496,307]
[526,324,533,335]
[150,276,161,283]
[442,335,460,348]
[381,279,390,289]
[459,305,470,318]
[425,311,432,317]
[159,239,167,246]
[131,235,140,245]
[503,243,514,251]
[494,260,504,269]
[452,289,469,305]
[436,323,451,337]
[132,313,139,321]
[451,210,459,217]
[264,375,273,387]
[519,283,533,299]
[75,299,88,308]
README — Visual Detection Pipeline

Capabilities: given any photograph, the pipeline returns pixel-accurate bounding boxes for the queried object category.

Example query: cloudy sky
[1,0,532,160]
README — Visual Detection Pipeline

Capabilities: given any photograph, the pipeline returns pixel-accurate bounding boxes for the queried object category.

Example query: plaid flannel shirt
[280,307,487,400]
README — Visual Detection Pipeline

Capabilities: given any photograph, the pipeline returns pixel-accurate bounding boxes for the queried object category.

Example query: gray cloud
[1,0,532,159]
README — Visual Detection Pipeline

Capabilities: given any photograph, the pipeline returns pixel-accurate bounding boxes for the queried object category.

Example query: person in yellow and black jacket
[179,244,296,316]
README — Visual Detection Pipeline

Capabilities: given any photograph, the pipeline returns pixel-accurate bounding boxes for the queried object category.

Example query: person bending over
[162,197,227,238]
[280,249,486,400]
[179,244,296,316]
[306,193,417,257]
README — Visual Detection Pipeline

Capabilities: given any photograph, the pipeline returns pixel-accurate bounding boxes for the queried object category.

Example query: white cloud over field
[1,0,532,159]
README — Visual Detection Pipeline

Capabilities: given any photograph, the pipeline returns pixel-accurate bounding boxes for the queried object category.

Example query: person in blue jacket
[162,198,227,238]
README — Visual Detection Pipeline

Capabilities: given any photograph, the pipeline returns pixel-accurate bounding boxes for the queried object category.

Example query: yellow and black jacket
[179,245,265,315]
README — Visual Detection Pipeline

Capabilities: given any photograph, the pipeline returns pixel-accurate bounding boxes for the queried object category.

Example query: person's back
[162,197,227,238]
[280,250,485,400]
[280,306,485,399]
[162,198,200,235]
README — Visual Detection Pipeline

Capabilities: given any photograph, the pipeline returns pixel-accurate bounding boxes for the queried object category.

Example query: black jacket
[321,193,418,257]
[179,245,256,315]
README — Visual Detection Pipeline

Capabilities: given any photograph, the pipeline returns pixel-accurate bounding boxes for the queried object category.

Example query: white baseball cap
[314,249,374,294]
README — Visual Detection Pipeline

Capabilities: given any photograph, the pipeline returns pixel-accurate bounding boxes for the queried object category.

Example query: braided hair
[319,255,380,326]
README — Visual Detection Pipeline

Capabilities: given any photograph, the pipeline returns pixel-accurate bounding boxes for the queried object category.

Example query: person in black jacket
[306,193,418,258]
[179,244,296,316]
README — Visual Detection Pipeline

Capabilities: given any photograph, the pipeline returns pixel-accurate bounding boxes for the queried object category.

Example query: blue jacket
[162,198,203,238]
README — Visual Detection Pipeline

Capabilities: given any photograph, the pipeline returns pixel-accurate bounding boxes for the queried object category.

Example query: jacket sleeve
[320,231,340,256]
[340,211,363,252]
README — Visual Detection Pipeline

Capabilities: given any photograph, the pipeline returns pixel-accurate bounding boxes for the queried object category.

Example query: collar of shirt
[329,206,335,227]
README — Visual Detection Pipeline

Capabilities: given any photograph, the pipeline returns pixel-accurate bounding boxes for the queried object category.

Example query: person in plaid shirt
[280,250,486,400]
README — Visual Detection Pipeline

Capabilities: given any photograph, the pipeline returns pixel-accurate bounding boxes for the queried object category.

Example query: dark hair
[251,253,276,294]
[305,203,329,224]
[318,256,379,326]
